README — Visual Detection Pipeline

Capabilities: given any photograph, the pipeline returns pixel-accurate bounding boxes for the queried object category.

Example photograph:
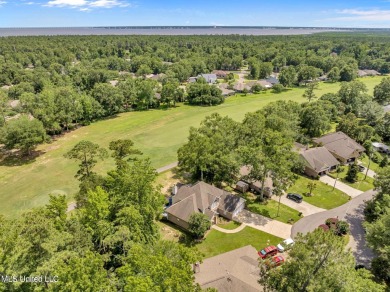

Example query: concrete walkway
[292,189,377,266]
[320,175,363,198]
[271,195,326,217]
[234,209,292,239]
[211,223,246,234]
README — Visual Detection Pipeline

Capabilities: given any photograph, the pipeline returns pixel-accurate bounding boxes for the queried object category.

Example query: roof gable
[300,147,339,172]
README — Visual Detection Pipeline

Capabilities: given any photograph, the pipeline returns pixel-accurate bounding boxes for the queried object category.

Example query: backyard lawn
[0,76,383,217]
[246,195,302,224]
[328,167,375,192]
[287,175,350,209]
[359,154,382,173]
[195,226,282,258]
[216,220,242,230]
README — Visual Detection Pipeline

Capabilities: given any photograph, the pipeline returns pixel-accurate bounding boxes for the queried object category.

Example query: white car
[277,238,294,252]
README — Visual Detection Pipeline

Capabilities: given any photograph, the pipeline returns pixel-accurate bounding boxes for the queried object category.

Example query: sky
[2,0,390,28]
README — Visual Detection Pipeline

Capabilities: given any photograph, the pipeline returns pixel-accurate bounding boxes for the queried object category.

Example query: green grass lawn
[287,175,350,209]
[328,167,375,192]
[216,221,242,230]
[195,226,282,258]
[246,197,302,224]
[0,77,383,218]
[359,154,381,172]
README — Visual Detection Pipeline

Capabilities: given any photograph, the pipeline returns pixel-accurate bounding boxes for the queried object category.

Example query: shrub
[336,220,349,235]
[272,84,284,93]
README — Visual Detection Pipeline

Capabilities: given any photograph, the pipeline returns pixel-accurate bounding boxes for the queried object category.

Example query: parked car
[277,238,295,252]
[358,165,365,172]
[258,245,278,259]
[266,255,285,268]
[286,193,303,203]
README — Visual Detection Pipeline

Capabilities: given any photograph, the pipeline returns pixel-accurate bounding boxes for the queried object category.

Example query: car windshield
[260,250,267,255]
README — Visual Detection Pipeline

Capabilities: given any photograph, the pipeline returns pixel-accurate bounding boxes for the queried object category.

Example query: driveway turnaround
[320,175,363,198]
[271,195,326,216]
[235,209,292,239]
[291,189,377,266]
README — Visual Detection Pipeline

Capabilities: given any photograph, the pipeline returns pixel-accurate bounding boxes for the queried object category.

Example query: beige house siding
[167,213,190,230]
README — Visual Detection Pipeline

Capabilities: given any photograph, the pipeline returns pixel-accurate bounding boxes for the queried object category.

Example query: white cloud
[332,8,390,21]
[0,1,7,6]
[45,0,131,10]
[47,0,88,7]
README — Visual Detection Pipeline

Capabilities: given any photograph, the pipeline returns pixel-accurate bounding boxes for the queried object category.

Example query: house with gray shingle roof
[300,147,340,177]
[165,181,245,231]
[195,245,262,291]
[313,131,365,164]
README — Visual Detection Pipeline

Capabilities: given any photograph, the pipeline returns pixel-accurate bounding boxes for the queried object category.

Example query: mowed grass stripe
[0,77,383,217]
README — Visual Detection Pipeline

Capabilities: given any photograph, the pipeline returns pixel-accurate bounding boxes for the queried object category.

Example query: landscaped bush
[336,220,350,235]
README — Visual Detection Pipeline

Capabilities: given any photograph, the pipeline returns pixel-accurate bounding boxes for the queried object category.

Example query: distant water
[0,26,352,37]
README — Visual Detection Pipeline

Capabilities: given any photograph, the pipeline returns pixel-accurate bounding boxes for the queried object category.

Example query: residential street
[320,175,363,198]
[271,194,326,216]
[291,189,377,266]
[235,209,292,239]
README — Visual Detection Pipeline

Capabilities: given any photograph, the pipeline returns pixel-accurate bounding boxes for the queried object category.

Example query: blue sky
[2,0,390,28]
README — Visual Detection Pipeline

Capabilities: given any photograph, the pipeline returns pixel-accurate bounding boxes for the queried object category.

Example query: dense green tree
[0,115,46,155]
[376,113,390,141]
[346,162,359,183]
[117,241,201,292]
[297,65,320,85]
[327,67,340,82]
[374,77,390,105]
[64,140,108,180]
[0,90,8,125]
[339,65,357,82]
[178,113,240,185]
[109,139,142,170]
[302,81,319,102]
[259,229,384,292]
[338,80,370,115]
[300,102,333,137]
[258,62,273,79]
[186,80,224,106]
[278,66,297,87]
[239,111,298,200]
[188,213,211,239]
[92,83,124,116]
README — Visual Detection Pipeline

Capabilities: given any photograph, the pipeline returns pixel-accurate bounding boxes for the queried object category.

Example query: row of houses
[297,131,365,178]
[164,131,386,233]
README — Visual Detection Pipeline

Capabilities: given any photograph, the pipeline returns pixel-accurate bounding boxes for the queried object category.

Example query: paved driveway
[235,209,292,239]
[320,175,362,198]
[271,195,326,216]
[291,190,377,266]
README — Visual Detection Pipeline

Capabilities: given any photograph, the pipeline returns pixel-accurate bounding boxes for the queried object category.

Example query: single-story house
[236,166,273,197]
[200,74,217,84]
[265,76,279,85]
[358,69,380,77]
[300,147,340,177]
[257,80,273,89]
[372,142,390,154]
[358,70,368,77]
[220,87,235,97]
[233,82,251,93]
[313,131,365,164]
[212,70,228,79]
[194,245,262,292]
[165,181,245,231]
[188,74,218,84]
